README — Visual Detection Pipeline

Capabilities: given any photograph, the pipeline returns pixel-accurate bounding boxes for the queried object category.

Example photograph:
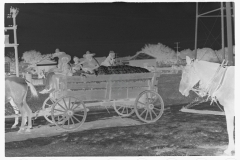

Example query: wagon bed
[8,72,165,131]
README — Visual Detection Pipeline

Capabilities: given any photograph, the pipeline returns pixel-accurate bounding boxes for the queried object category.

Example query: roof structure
[177,52,194,60]
[116,56,131,62]
[79,57,106,64]
[36,59,57,66]
[130,52,156,60]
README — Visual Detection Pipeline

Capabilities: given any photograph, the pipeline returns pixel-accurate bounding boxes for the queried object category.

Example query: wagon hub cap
[67,110,74,116]
[148,104,154,110]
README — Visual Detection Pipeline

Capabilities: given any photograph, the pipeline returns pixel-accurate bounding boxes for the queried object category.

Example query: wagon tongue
[34,110,40,119]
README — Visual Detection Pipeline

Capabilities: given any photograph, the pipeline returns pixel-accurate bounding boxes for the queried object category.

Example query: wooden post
[194,3,198,59]
[13,16,19,76]
[226,2,234,66]
[10,7,19,77]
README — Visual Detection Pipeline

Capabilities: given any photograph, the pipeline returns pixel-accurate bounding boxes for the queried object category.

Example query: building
[128,52,157,68]
[5,57,11,74]
[78,57,106,66]
[115,56,131,65]
[35,59,57,78]
[36,59,57,71]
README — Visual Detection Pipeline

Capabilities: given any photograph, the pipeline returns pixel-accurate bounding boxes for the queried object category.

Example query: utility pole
[5,7,19,77]
[174,42,180,61]
[194,3,198,59]
[226,2,234,66]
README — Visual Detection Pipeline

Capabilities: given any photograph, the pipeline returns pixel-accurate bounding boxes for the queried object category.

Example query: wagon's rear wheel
[51,96,87,131]
[113,103,135,117]
[134,90,164,123]
[42,97,56,124]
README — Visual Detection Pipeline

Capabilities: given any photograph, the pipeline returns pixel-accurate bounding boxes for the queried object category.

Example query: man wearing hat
[39,49,72,94]
[101,51,116,67]
[78,51,99,74]
[51,48,72,74]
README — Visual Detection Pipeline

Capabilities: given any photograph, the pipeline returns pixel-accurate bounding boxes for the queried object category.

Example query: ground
[5,102,233,156]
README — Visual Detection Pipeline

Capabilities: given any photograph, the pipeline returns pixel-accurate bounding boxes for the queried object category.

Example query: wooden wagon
[39,72,164,131]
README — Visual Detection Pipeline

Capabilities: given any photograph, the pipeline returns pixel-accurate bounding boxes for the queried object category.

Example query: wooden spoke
[57,116,65,123]
[72,115,81,123]
[67,117,70,128]
[151,109,158,117]
[149,109,153,120]
[53,108,65,113]
[45,103,52,107]
[56,102,66,110]
[139,108,147,117]
[49,98,55,104]
[145,93,150,103]
[72,102,80,110]
[145,110,149,120]
[68,97,71,109]
[117,106,124,111]
[138,101,146,106]
[153,107,161,112]
[121,106,125,114]
[114,103,135,117]
[61,118,68,126]
[43,97,56,124]
[63,98,68,109]
[70,117,75,126]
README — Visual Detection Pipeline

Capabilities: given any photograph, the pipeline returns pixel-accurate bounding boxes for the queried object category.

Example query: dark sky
[5,2,226,59]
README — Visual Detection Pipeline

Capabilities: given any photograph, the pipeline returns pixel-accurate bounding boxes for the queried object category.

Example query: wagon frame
[6,72,165,131]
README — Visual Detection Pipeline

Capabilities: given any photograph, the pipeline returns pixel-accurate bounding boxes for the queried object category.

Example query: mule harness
[189,60,228,111]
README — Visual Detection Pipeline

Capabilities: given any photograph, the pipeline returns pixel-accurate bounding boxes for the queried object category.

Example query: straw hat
[83,51,95,58]
[60,54,71,62]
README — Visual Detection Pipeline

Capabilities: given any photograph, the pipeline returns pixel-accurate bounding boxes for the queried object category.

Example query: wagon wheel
[113,103,135,117]
[51,96,87,131]
[134,90,164,123]
[42,96,56,124]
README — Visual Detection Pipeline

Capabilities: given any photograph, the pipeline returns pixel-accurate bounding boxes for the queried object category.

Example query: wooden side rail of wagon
[39,72,164,131]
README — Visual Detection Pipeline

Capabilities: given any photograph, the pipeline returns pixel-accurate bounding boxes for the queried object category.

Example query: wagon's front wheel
[51,96,87,131]
[134,90,164,123]
[42,97,56,124]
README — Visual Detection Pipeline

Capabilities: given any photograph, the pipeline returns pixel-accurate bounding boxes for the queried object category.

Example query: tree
[5,52,17,73]
[179,48,221,63]
[215,46,235,63]
[195,48,219,62]
[137,43,177,66]
[21,50,53,75]
[22,50,43,64]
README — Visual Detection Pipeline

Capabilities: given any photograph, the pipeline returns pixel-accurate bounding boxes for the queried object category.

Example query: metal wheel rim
[134,90,164,123]
[51,96,87,131]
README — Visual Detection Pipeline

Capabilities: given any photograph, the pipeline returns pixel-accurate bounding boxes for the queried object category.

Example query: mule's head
[179,56,200,96]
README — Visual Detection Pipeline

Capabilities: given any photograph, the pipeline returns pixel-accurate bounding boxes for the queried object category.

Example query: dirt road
[5,103,233,156]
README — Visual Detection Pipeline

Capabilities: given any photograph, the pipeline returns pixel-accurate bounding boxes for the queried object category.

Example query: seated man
[71,56,81,73]
[51,48,72,75]
[39,49,72,94]
[101,51,116,67]
[78,51,99,74]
